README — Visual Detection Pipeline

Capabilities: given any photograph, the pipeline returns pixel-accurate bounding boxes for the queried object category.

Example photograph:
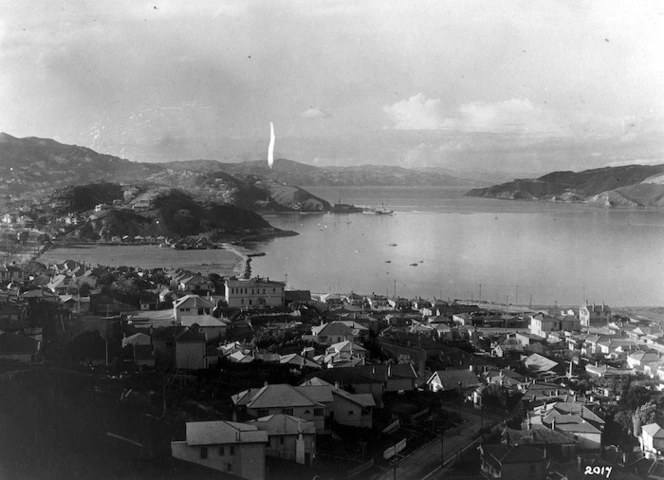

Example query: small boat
[389,243,398,247]
[247,252,266,257]
[410,263,418,267]
[385,260,391,263]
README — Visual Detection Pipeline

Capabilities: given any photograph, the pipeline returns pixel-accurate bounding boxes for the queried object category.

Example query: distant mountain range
[466,164,664,208]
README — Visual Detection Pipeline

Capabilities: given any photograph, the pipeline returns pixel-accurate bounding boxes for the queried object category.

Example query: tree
[632,401,662,438]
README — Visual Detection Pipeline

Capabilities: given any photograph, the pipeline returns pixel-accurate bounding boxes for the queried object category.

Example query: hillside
[466,164,664,208]
[0,133,329,213]
[51,187,277,241]
[163,158,479,187]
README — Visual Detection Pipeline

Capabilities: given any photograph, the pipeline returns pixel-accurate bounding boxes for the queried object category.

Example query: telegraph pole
[479,283,482,303]
[515,285,519,307]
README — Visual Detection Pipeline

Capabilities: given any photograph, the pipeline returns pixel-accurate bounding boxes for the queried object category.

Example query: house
[479,444,546,480]
[94,203,110,212]
[501,427,577,462]
[180,315,228,341]
[248,414,316,465]
[139,293,159,311]
[357,363,418,393]
[0,264,25,283]
[231,384,327,431]
[529,313,559,338]
[627,350,660,371]
[426,368,480,393]
[303,368,385,407]
[307,321,358,346]
[484,369,527,391]
[580,301,611,328]
[365,294,390,310]
[177,274,215,294]
[122,332,151,348]
[0,331,40,362]
[224,277,285,309]
[523,353,559,373]
[640,423,664,459]
[173,294,215,322]
[528,402,605,452]
[279,353,320,369]
[171,420,268,480]
[175,329,207,370]
[321,340,367,366]
[298,379,375,429]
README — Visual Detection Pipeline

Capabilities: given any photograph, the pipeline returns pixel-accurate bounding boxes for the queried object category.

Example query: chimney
[334,381,340,390]
[552,417,556,431]
[263,381,268,387]
[388,364,391,377]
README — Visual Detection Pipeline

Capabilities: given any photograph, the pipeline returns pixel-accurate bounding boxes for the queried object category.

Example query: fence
[410,407,430,422]
[382,419,400,434]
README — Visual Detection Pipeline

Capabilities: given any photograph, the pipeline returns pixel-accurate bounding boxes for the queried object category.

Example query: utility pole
[394,280,397,299]
[479,283,482,303]
[515,285,519,307]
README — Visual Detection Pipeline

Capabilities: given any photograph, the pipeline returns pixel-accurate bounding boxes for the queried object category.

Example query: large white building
[224,277,285,309]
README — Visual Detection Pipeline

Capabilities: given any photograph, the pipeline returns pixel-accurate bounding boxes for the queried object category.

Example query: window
[219,446,224,456]
[280,436,284,445]
[230,445,235,455]
[198,308,204,314]
[282,408,294,415]
[249,299,253,305]
[313,408,324,417]
[241,299,244,304]
[348,410,355,415]
[200,446,208,459]
[361,408,370,416]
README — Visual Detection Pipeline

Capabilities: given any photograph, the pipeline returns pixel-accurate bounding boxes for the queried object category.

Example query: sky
[1,0,663,175]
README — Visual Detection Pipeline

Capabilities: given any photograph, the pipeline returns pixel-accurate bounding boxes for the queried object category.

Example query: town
[1,244,664,480]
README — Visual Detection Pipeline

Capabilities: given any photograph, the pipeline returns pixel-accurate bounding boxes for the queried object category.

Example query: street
[369,405,502,480]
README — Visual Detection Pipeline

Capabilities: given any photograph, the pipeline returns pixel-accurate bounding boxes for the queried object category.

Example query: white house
[640,423,664,459]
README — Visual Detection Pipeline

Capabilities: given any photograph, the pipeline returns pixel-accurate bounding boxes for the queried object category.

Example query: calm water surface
[247,187,664,306]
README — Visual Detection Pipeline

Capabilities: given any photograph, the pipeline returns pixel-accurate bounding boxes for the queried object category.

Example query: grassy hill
[466,164,664,208]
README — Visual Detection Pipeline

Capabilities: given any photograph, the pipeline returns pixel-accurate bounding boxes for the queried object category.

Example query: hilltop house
[177,274,215,294]
[171,421,268,480]
[224,276,285,309]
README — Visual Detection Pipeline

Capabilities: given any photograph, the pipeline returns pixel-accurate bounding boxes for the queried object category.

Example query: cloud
[385,95,565,134]
[383,94,447,130]
[300,107,328,119]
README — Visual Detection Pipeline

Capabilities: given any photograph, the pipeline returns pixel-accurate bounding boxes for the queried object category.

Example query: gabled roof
[180,315,229,328]
[503,427,577,446]
[249,414,316,435]
[173,294,215,310]
[428,369,480,390]
[311,321,354,337]
[642,423,664,439]
[185,421,268,445]
[279,353,320,369]
[482,444,545,464]
[524,353,558,372]
[327,340,367,353]
[232,384,323,409]
[152,325,187,341]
